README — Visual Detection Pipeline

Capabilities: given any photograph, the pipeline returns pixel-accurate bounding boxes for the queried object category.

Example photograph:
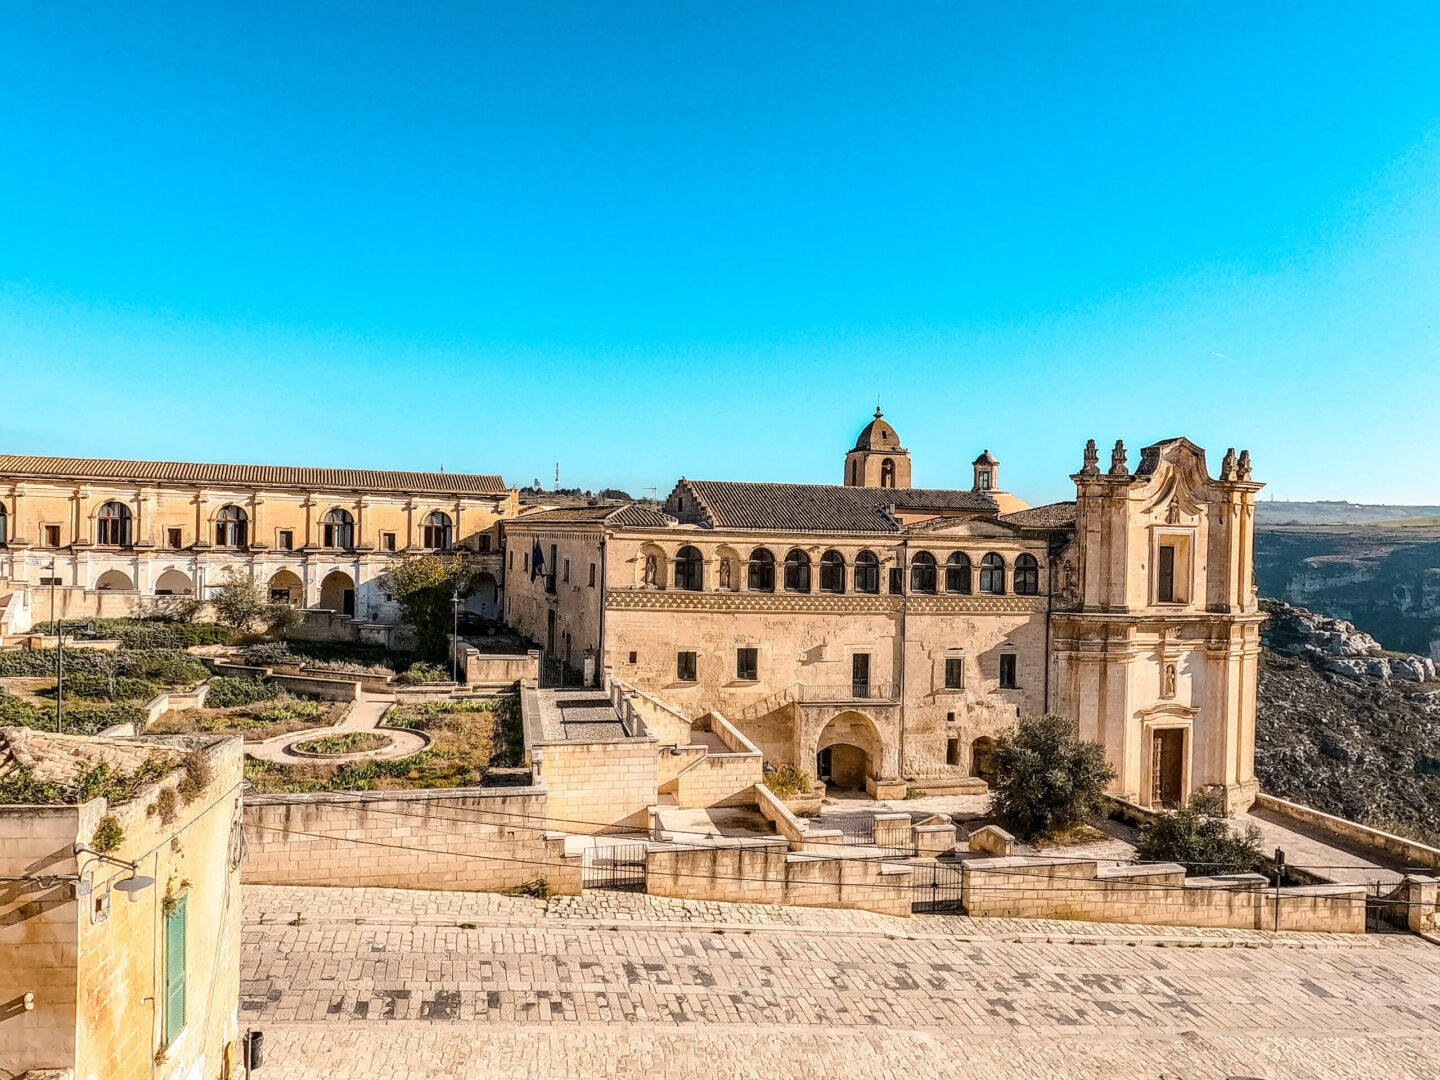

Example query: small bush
[59,673,163,703]
[394,661,450,685]
[764,762,812,798]
[507,877,554,900]
[257,700,324,723]
[1135,790,1264,874]
[176,750,213,805]
[32,618,230,649]
[292,731,391,755]
[90,815,125,853]
[149,787,179,825]
[76,756,176,806]
[204,677,283,707]
[0,763,64,804]
[242,642,301,667]
[989,713,1117,842]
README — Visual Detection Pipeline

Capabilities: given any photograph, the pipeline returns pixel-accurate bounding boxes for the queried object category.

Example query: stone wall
[242,786,581,894]
[645,840,914,917]
[959,855,1366,933]
[461,648,538,688]
[536,738,658,834]
[1254,793,1440,872]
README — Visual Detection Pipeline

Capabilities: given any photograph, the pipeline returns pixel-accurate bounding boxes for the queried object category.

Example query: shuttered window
[164,895,187,1045]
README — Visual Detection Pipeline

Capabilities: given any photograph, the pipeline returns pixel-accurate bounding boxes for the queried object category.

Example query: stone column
[452,499,464,550]
[303,495,316,549]
[354,496,369,550]
[9,483,27,546]
[193,489,211,548]
[250,492,266,549]
[405,497,416,551]
[72,485,91,546]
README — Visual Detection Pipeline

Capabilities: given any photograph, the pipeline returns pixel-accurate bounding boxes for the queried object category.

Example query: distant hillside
[1255,500,1440,526]
[1257,600,1440,845]
[1255,520,1440,661]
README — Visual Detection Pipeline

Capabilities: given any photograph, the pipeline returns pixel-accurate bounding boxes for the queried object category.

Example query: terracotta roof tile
[674,480,996,534]
[0,454,508,495]
[507,504,673,528]
[997,501,1077,529]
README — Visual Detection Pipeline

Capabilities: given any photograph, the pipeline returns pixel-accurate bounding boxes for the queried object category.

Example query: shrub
[1135,790,1264,874]
[90,815,125,853]
[209,570,271,631]
[59,673,163,703]
[394,661,450,685]
[764,762,812,798]
[31,618,229,649]
[176,750,213,805]
[204,677,282,708]
[989,713,1117,842]
[0,763,63,804]
[242,642,300,667]
[508,877,554,900]
[257,700,323,723]
[149,787,179,825]
[75,756,176,806]
[292,731,391,755]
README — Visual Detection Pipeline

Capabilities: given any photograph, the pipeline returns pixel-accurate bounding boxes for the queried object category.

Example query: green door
[164,895,187,1044]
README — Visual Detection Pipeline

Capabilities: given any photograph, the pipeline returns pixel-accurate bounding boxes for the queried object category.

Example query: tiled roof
[998,501,1077,530]
[507,503,674,529]
[676,480,996,534]
[0,454,509,495]
[851,409,904,452]
[0,728,185,803]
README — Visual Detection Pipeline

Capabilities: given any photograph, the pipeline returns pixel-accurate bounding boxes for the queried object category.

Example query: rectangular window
[563,558,570,583]
[478,534,492,553]
[736,647,758,681]
[945,657,964,689]
[163,894,187,1045]
[588,563,596,587]
[888,567,904,594]
[381,532,397,553]
[999,653,1018,689]
[168,527,184,549]
[947,737,961,766]
[676,651,697,682]
[508,550,514,569]
[523,553,529,571]
[45,525,61,547]
[1158,545,1176,603]
[628,650,637,664]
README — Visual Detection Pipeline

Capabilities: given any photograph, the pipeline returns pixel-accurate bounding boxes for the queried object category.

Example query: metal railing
[792,681,899,703]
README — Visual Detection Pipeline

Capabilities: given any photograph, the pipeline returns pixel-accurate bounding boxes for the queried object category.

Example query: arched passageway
[95,569,135,591]
[269,570,303,605]
[467,573,499,619]
[318,570,356,615]
[153,569,194,596]
[814,710,885,791]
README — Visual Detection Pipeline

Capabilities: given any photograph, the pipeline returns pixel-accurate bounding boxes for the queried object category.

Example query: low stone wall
[959,855,1367,933]
[242,786,581,894]
[671,711,763,809]
[1254,793,1440,872]
[138,683,211,727]
[756,783,841,850]
[1379,875,1440,934]
[537,737,658,834]
[206,659,361,701]
[460,646,538,689]
[645,839,914,917]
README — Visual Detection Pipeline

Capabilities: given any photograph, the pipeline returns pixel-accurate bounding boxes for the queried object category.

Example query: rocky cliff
[1256,599,1440,844]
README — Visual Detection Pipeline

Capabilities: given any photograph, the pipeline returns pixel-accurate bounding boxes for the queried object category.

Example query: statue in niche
[1166,497,1182,525]
[718,557,732,590]
[1163,663,1177,699]
[642,554,658,587]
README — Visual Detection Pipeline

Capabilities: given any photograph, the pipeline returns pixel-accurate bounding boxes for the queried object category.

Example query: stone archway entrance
[269,569,303,605]
[95,569,135,591]
[467,572,498,619]
[153,568,193,596]
[814,710,886,793]
[319,570,356,616]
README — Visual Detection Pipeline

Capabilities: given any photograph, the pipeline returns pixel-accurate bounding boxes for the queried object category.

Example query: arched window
[979,553,1006,594]
[423,511,452,550]
[322,508,355,550]
[748,548,775,592]
[214,505,248,548]
[0,502,7,545]
[96,501,132,547]
[854,550,880,594]
[849,460,858,485]
[910,551,937,594]
[784,549,811,593]
[819,550,845,593]
[880,458,896,488]
[674,545,704,591]
[945,552,972,594]
[1014,553,1040,595]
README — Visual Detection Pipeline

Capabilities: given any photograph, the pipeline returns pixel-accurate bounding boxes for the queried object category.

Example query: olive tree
[989,713,1117,841]
[1135,790,1264,874]
[208,569,269,632]
[376,551,476,662]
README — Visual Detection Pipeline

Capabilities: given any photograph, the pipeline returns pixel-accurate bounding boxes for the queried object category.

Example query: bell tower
[844,408,912,488]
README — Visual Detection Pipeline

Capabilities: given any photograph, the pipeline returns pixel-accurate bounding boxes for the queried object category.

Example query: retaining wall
[1254,793,1440,872]
[959,855,1367,933]
[242,785,580,894]
[645,839,914,917]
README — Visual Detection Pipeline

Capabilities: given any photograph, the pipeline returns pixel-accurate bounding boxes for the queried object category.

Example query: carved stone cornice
[905,595,1047,616]
[606,590,901,615]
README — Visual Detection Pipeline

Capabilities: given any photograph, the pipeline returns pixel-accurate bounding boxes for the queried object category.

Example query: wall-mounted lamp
[73,843,155,898]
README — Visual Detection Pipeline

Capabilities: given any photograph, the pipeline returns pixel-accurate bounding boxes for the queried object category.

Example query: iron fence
[911,862,965,913]
[581,843,648,892]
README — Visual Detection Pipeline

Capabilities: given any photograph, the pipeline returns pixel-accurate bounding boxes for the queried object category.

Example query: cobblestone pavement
[242,885,1440,1079]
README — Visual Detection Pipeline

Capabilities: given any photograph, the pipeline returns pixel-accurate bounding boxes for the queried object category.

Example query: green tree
[208,569,269,631]
[1135,790,1264,874]
[377,552,476,662]
[265,601,304,641]
[989,713,1117,841]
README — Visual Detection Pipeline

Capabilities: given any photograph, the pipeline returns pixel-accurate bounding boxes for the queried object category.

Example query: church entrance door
[1152,729,1185,808]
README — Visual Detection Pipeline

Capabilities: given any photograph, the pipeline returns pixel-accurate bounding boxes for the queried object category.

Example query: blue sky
[2,2,1438,505]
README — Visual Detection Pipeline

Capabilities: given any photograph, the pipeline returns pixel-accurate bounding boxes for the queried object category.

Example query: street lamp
[51,558,63,733]
[451,586,461,683]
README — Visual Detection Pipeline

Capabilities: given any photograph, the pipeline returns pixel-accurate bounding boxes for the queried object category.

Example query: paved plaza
[240,886,1440,1079]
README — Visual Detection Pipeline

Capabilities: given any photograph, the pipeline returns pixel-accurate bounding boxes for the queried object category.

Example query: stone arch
[815,710,886,790]
[95,568,135,591]
[467,571,499,619]
[318,570,356,615]
[268,569,303,605]
[153,568,194,596]
[713,545,743,591]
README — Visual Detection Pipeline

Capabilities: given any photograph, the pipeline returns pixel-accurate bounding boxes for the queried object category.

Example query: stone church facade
[0,455,517,627]
[504,412,1264,811]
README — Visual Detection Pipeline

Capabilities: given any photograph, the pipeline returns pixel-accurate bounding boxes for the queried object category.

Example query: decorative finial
[1236,450,1252,481]
[1108,439,1129,477]
[1219,448,1237,482]
[1080,438,1100,475]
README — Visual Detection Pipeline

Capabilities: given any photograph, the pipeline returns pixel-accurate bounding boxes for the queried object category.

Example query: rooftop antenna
[554,463,560,492]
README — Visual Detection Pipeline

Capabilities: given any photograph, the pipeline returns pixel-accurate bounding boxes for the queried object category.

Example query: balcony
[792,681,899,704]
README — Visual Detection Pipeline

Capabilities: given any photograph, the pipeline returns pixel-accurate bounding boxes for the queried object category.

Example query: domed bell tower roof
[852,407,904,452]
